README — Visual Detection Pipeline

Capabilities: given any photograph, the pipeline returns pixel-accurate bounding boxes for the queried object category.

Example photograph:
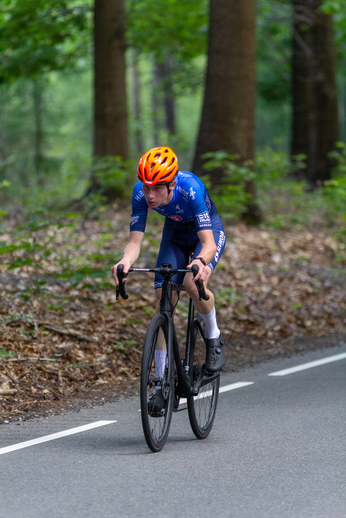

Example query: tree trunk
[93,0,128,160]
[156,56,176,135]
[291,0,340,186]
[151,60,161,147]
[192,0,260,223]
[33,79,45,186]
[131,50,143,154]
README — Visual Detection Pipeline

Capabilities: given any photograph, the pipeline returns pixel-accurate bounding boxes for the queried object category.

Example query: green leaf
[0,349,15,357]
[8,257,34,269]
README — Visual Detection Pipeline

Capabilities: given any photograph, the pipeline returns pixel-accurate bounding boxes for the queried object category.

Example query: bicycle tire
[140,314,174,452]
[187,315,220,439]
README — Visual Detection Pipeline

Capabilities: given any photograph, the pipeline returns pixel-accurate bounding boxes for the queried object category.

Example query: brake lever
[116,264,129,300]
[191,264,210,301]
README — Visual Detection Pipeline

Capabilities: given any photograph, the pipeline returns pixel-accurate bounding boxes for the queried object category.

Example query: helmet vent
[137,146,178,185]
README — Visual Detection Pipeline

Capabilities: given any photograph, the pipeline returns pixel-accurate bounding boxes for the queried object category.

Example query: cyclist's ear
[167,178,177,193]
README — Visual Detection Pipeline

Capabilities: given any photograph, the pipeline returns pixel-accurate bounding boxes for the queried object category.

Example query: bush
[324,143,346,215]
[202,151,255,219]
[91,156,136,199]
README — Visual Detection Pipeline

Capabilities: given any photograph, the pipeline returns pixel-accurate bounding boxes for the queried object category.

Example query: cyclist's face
[142,183,174,208]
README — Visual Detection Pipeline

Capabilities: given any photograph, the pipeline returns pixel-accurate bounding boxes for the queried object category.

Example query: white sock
[198,308,220,339]
[155,350,167,380]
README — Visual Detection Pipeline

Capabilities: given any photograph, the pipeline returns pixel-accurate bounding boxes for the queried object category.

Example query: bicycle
[116,262,220,452]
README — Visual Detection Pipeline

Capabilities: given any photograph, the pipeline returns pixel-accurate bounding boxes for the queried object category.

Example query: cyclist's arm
[187,229,217,283]
[111,231,144,285]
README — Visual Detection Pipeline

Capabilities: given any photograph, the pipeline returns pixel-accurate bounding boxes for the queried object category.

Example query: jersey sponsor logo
[176,185,188,198]
[135,191,145,202]
[168,215,182,222]
[175,204,184,214]
[214,230,226,262]
[189,187,196,200]
[197,211,211,225]
[130,215,140,226]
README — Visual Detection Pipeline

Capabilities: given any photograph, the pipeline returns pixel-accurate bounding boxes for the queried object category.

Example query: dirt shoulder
[1,215,346,424]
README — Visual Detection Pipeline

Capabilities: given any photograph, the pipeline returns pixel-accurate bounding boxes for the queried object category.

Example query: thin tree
[32,79,45,185]
[193,0,260,222]
[151,60,162,147]
[93,0,128,160]
[291,0,340,186]
[156,56,176,135]
[131,50,144,154]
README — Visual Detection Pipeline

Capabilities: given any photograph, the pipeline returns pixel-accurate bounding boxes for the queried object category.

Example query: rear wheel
[140,314,174,452]
[187,315,220,439]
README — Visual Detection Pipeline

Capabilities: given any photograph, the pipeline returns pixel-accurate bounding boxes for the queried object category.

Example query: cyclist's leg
[184,266,215,314]
[183,226,226,318]
[183,227,226,371]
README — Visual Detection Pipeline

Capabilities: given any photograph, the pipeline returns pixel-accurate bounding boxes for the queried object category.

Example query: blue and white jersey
[130,171,219,233]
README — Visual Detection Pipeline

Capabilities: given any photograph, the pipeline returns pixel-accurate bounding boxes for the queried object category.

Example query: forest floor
[1,207,346,424]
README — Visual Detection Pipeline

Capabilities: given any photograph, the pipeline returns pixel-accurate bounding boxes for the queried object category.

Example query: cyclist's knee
[183,269,212,299]
[183,275,196,298]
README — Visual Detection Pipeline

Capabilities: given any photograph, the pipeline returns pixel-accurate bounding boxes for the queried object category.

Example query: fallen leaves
[1,212,346,422]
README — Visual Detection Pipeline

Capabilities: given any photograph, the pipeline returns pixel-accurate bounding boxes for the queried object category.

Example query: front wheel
[140,314,174,452]
[187,315,220,439]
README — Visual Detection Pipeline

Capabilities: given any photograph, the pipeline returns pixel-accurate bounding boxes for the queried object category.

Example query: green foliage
[324,143,346,215]
[254,148,343,229]
[126,0,208,95]
[202,151,255,219]
[256,0,292,103]
[0,210,122,298]
[0,0,92,82]
[127,0,208,61]
[0,69,92,205]
[0,349,15,357]
[215,287,242,309]
[321,0,346,66]
[255,148,307,189]
[48,304,64,311]
[91,156,136,198]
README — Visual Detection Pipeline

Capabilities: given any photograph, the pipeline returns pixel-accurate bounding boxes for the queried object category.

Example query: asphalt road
[1,345,345,518]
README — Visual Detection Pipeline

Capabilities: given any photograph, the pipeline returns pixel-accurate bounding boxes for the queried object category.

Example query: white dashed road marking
[268,352,346,377]
[179,381,254,405]
[0,420,116,456]
[3,351,345,456]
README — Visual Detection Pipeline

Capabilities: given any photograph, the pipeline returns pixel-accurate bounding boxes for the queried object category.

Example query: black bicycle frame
[116,263,219,398]
[159,270,218,399]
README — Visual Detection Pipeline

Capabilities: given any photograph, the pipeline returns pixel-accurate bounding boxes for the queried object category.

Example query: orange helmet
[137,147,178,185]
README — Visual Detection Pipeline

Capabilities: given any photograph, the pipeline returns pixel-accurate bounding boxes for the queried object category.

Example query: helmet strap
[166,178,176,194]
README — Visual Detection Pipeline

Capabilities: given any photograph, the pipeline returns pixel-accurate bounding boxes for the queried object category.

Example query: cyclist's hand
[187,260,209,283]
[111,259,131,285]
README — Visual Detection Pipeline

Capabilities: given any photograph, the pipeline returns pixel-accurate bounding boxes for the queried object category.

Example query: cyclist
[112,147,226,410]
